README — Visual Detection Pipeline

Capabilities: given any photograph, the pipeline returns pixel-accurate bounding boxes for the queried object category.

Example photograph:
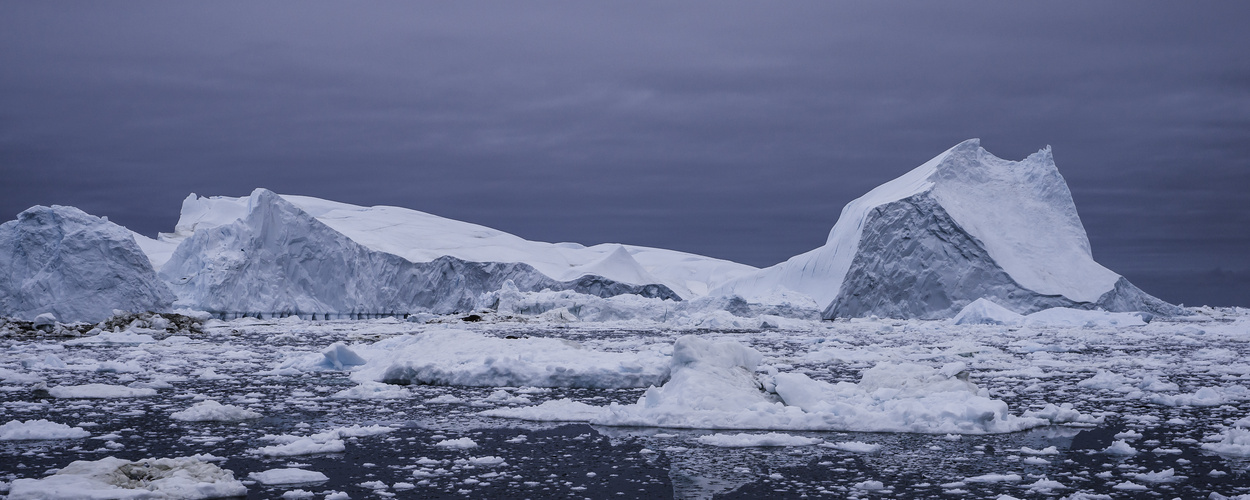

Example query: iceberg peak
[716,139,1181,319]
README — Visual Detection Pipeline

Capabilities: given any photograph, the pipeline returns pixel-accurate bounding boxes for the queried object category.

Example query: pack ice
[717,139,1182,319]
[0,205,173,323]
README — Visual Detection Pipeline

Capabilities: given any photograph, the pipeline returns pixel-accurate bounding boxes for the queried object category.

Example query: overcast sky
[2,2,1247,306]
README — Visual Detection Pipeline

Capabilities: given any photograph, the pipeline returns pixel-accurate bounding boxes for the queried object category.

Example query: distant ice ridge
[159,189,679,317]
[160,189,757,300]
[0,205,174,323]
[482,336,1062,434]
[716,139,1182,319]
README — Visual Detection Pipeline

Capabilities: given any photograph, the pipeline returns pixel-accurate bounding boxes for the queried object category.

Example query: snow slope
[0,205,174,323]
[159,189,676,316]
[716,139,1181,319]
[162,191,756,299]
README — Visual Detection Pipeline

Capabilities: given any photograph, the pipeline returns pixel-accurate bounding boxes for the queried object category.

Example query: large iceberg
[0,205,174,323]
[717,139,1182,319]
[161,189,756,299]
[160,189,679,317]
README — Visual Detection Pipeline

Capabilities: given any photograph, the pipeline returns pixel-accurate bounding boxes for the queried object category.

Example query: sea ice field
[3,308,1250,499]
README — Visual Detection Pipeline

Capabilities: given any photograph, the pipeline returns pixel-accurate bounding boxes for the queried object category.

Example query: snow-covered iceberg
[159,189,680,317]
[0,205,174,323]
[717,139,1182,319]
[160,189,756,299]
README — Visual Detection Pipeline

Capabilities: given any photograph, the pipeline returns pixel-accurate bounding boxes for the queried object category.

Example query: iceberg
[717,139,1182,319]
[161,189,756,300]
[159,189,680,317]
[0,205,174,323]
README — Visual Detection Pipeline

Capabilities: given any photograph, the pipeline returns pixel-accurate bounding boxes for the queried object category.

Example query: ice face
[0,205,174,323]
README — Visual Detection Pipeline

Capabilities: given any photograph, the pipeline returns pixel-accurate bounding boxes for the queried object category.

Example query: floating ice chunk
[1202,427,1250,457]
[1132,468,1183,483]
[0,367,43,384]
[170,400,262,422]
[435,437,478,449]
[250,425,394,457]
[820,441,882,453]
[280,343,369,372]
[48,384,157,398]
[852,480,886,491]
[248,468,329,485]
[769,362,1044,433]
[330,382,411,400]
[1020,403,1102,425]
[6,456,246,500]
[33,312,58,327]
[1077,370,1139,392]
[0,419,90,440]
[695,432,822,447]
[964,473,1021,483]
[462,456,506,466]
[63,331,157,345]
[354,329,670,388]
[1025,476,1067,491]
[1149,386,1248,407]
[1019,446,1059,455]
[1111,481,1148,491]
[253,438,346,457]
[1023,308,1147,328]
[1102,440,1138,456]
[194,368,232,380]
[480,398,603,421]
[952,298,1024,326]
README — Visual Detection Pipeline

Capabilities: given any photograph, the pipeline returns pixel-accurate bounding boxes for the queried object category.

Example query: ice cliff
[0,206,174,323]
[159,189,678,317]
[718,139,1182,319]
